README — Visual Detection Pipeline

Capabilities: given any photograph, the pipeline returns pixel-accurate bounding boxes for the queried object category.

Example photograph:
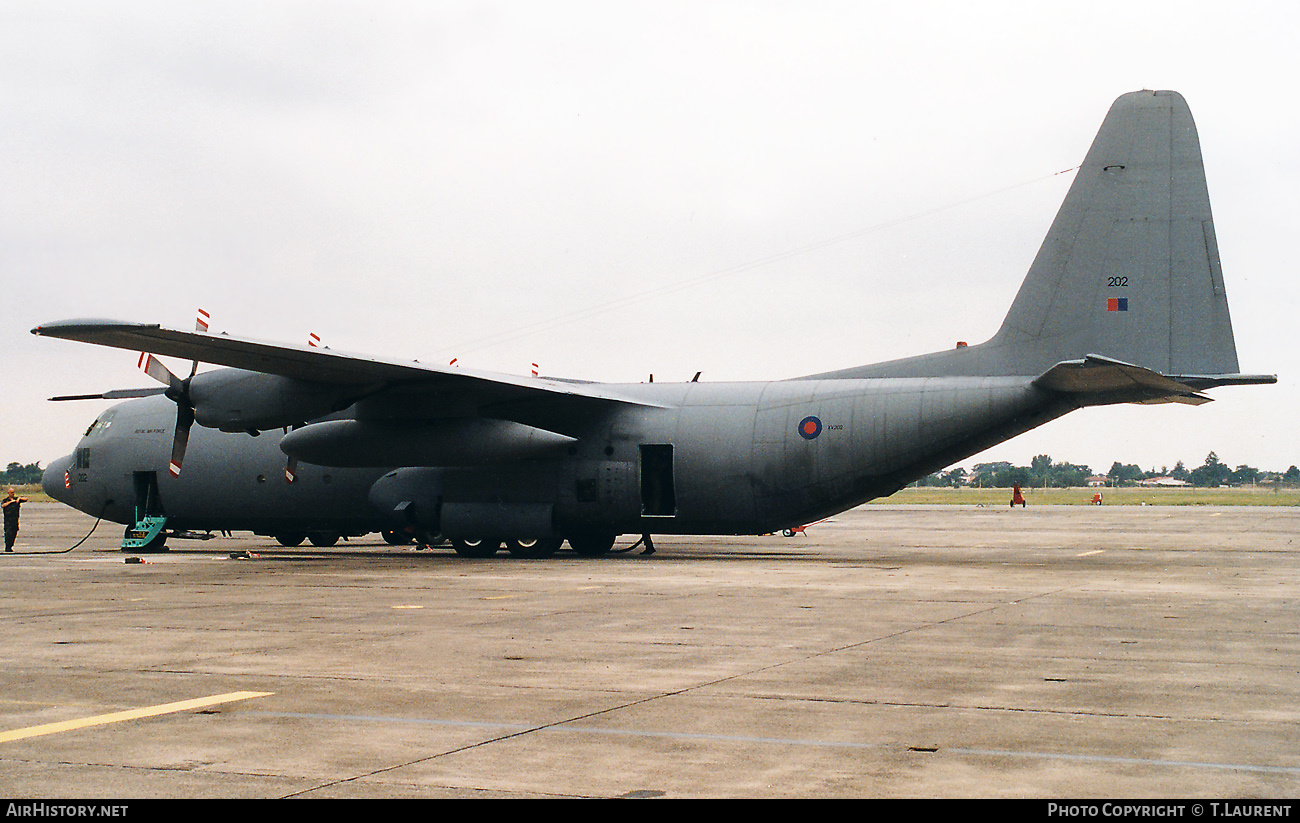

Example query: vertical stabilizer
[814,90,1245,381]
[990,89,1239,376]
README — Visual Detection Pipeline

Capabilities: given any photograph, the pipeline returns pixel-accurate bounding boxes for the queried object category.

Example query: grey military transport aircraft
[33,90,1275,557]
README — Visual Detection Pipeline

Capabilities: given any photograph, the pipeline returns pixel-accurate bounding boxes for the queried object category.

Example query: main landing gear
[445,533,617,558]
[273,530,340,547]
[266,530,626,558]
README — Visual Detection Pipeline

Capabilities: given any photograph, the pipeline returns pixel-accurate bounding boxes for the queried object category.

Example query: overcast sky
[2,1,1296,476]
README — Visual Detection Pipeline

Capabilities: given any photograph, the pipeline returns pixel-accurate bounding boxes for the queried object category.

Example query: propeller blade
[189,308,210,378]
[138,353,182,392]
[169,403,194,478]
[49,393,116,402]
[49,387,167,401]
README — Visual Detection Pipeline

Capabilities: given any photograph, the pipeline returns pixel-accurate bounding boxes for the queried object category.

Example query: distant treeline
[2,462,43,486]
[916,453,1300,489]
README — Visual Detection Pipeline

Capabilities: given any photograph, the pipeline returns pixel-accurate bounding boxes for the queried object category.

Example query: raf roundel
[797,416,823,440]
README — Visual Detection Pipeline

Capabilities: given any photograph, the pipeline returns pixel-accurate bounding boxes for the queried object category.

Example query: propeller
[136,309,210,478]
[137,352,195,477]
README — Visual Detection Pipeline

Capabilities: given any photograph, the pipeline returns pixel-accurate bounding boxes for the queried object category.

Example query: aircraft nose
[42,456,74,504]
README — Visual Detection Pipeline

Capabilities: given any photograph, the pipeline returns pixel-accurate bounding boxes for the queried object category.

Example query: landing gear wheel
[450,537,500,558]
[308,531,340,547]
[382,530,415,545]
[505,537,562,558]
[568,533,616,557]
[275,532,306,547]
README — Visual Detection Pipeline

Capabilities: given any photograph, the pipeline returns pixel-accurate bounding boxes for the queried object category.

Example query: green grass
[877,486,1300,506]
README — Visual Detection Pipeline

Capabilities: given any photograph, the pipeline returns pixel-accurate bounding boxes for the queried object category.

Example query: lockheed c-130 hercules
[34,90,1275,557]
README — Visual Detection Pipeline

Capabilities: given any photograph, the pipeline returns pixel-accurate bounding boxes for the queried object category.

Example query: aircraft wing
[31,318,663,409]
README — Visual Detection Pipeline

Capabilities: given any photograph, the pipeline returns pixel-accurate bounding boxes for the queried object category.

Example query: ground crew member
[3,487,28,551]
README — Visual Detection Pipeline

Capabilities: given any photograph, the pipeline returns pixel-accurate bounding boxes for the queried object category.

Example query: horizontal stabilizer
[1033,354,1212,405]
[1161,373,1278,391]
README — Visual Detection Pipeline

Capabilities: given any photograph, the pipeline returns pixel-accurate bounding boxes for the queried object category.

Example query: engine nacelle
[188,369,363,432]
[279,418,577,467]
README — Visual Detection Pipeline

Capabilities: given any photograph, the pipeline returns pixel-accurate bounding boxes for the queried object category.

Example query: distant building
[1138,477,1191,487]
[1087,476,1109,487]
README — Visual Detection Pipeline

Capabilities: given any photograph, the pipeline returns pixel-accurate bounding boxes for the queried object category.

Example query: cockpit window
[84,410,117,437]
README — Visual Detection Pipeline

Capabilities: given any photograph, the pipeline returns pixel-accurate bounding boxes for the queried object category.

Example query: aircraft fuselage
[45,374,1068,541]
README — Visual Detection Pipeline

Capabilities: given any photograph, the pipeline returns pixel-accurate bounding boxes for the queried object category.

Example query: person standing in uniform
[3,487,27,551]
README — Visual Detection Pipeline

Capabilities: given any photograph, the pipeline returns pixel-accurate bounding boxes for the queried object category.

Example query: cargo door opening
[639,444,677,517]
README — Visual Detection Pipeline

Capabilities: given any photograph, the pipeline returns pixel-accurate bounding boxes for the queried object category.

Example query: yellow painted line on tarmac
[1076,550,1105,557]
[0,691,274,743]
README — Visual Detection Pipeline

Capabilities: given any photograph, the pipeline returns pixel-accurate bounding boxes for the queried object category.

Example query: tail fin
[819,90,1263,384]
[989,89,1237,376]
